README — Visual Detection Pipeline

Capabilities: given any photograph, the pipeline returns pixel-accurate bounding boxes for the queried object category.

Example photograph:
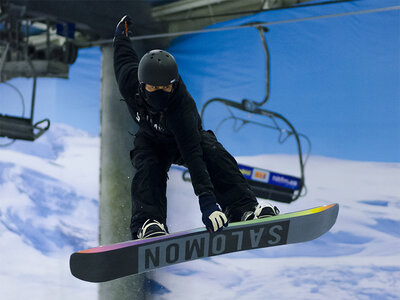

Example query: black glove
[114,15,133,40]
[199,193,228,233]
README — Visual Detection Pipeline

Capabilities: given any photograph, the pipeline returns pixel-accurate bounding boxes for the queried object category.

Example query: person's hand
[199,193,228,232]
[114,15,133,39]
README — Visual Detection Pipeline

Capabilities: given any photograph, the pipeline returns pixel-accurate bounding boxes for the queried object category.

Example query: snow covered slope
[1,124,399,300]
[0,124,99,300]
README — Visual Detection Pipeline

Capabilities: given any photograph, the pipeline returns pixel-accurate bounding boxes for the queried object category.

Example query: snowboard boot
[241,203,280,221]
[137,219,168,239]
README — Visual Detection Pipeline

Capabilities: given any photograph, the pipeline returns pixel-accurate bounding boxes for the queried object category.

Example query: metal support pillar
[98,44,144,300]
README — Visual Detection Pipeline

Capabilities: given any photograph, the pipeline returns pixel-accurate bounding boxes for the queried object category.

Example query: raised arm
[113,15,139,100]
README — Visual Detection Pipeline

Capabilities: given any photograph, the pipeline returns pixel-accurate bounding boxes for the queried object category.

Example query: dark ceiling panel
[9,0,166,39]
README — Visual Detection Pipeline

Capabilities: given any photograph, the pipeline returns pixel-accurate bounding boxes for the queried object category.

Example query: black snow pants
[130,130,258,238]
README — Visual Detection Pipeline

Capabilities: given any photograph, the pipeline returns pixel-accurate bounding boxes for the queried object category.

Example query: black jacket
[113,36,214,197]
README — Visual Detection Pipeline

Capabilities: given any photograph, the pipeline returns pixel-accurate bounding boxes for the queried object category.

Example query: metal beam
[152,0,233,18]
[81,4,400,47]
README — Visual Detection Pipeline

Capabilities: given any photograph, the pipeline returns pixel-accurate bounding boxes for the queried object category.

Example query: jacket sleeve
[113,36,140,100]
[167,93,215,197]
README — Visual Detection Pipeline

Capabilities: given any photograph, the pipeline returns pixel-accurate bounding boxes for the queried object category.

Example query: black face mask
[144,89,172,112]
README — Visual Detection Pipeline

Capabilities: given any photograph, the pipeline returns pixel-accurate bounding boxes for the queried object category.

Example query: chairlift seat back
[237,163,302,203]
[0,114,50,141]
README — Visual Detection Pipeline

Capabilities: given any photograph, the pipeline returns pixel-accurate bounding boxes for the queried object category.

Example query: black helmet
[138,50,179,86]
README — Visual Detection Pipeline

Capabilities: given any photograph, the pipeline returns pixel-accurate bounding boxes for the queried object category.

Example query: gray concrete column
[98,44,144,300]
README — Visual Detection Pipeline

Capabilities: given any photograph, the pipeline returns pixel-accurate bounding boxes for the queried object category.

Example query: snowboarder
[113,15,280,240]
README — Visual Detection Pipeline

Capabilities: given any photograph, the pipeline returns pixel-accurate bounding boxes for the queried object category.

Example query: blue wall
[168,0,400,162]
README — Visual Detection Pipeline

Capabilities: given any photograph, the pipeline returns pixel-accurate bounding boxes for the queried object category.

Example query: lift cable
[82,5,400,47]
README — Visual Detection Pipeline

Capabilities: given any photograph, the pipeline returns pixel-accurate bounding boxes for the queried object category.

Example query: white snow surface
[1,124,400,299]
[0,124,99,300]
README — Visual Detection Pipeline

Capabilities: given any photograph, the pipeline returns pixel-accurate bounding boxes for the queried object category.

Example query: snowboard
[70,203,339,282]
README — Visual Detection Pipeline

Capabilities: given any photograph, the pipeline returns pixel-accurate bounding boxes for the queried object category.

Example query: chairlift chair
[0,15,64,143]
[194,25,311,203]
[0,114,50,141]
[0,76,50,142]
[0,43,50,143]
